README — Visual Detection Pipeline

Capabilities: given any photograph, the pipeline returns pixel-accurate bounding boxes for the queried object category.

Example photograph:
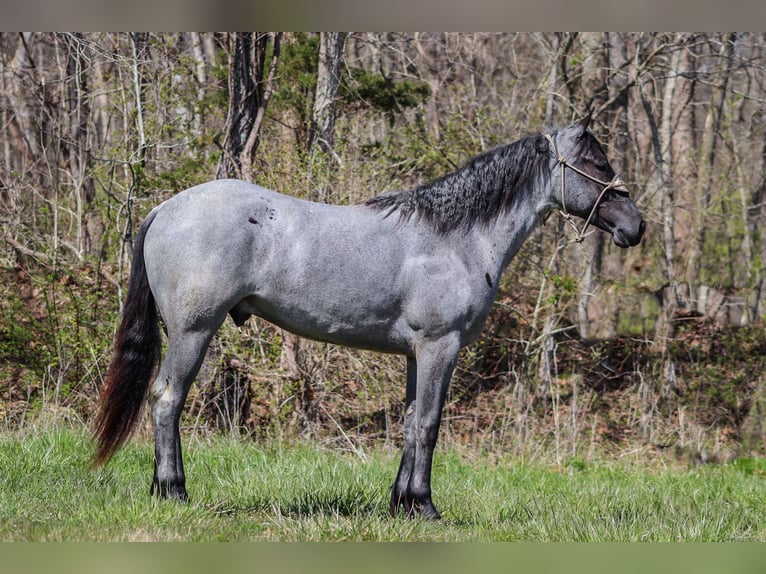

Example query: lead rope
[543,133,625,243]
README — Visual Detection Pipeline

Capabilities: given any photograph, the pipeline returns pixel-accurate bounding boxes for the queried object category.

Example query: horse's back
[149,179,292,223]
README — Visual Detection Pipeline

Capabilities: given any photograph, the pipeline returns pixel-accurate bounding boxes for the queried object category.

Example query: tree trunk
[217,32,282,181]
[217,33,257,180]
[130,33,149,166]
[639,33,686,350]
[751,86,766,320]
[543,32,560,126]
[3,33,38,174]
[686,33,736,284]
[310,32,346,155]
[658,39,682,284]
[189,32,209,137]
[240,33,281,182]
[62,33,96,257]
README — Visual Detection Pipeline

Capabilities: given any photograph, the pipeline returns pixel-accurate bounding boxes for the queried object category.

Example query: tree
[310,32,347,156]
[686,33,737,285]
[216,32,282,181]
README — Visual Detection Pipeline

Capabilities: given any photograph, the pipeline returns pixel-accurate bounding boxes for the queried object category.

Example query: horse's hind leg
[149,325,220,500]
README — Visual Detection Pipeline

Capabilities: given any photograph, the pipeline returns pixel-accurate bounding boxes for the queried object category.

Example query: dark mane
[365,133,550,233]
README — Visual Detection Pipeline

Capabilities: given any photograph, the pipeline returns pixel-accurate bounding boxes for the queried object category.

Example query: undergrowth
[1,428,765,541]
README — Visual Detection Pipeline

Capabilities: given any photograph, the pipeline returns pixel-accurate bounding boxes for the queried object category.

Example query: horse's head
[547,115,645,248]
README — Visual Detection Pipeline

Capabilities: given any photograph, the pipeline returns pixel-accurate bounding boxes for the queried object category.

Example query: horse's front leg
[392,333,460,520]
[390,356,417,517]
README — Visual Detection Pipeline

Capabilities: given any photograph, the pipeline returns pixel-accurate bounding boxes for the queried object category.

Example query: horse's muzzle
[611,217,645,248]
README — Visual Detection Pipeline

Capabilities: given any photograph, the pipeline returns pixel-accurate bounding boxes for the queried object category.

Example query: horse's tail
[92,210,161,467]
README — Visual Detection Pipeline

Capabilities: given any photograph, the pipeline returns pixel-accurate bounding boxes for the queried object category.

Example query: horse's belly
[232,295,412,355]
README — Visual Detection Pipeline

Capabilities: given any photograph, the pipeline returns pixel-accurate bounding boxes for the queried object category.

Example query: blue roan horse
[93,116,644,519]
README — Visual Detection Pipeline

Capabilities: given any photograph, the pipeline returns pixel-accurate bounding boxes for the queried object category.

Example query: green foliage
[0,265,118,428]
[0,280,52,426]
[730,456,766,476]
[271,33,430,154]
[141,156,215,193]
[616,292,660,336]
[546,273,578,306]
[667,321,766,428]
[0,287,49,371]
[339,68,430,116]
[273,33,320,131]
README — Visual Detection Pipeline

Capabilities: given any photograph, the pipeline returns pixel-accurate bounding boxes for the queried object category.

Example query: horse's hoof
[418,500,441,520]
[151,479,189,501]
[390,489,411,518]
[390,488,441,520]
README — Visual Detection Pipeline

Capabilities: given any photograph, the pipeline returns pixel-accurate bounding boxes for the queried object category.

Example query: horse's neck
[483,180,555,272]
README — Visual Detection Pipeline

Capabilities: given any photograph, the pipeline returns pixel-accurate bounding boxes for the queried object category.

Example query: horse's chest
[461,301,494,346]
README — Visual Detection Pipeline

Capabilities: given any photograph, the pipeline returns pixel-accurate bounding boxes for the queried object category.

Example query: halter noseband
[543,132,626,243]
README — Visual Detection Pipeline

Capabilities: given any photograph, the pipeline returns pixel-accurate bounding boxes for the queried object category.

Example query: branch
[3,232,51,264]
[240,32,282,182]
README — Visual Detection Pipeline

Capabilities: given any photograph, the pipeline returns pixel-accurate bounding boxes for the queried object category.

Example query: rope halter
[543,132,627,243]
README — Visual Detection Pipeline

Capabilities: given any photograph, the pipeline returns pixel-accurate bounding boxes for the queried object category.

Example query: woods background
[3,32,766,464]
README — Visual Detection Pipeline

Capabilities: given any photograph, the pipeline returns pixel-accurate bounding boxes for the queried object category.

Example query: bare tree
[310,32,346,156]
[686,33,737,284]
[217,32,282,181]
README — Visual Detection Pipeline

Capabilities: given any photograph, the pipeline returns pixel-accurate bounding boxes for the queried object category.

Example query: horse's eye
[594,161,609,172]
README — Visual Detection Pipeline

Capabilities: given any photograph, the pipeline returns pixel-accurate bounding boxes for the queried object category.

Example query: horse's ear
[574,109,592,138]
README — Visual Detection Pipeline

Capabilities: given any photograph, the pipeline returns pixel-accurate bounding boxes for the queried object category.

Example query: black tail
[92,210,161,466]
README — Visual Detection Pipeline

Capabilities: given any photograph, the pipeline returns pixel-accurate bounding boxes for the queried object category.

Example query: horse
[92,115,645,520]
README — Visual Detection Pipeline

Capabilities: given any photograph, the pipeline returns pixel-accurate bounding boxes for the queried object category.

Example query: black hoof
[418,499,441,520]
[151,478,188,501]
[390,487,441,520]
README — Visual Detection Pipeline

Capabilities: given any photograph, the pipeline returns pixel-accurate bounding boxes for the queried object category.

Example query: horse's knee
[416,421,440,446]
[402,401,417,436]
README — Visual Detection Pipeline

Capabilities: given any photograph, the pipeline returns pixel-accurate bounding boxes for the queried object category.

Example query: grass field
[1,427,765,541]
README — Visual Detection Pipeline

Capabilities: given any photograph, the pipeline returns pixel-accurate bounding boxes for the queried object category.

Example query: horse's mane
[365,133,550,234]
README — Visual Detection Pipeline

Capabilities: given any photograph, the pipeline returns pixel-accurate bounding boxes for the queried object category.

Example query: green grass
[1,428,765,541]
